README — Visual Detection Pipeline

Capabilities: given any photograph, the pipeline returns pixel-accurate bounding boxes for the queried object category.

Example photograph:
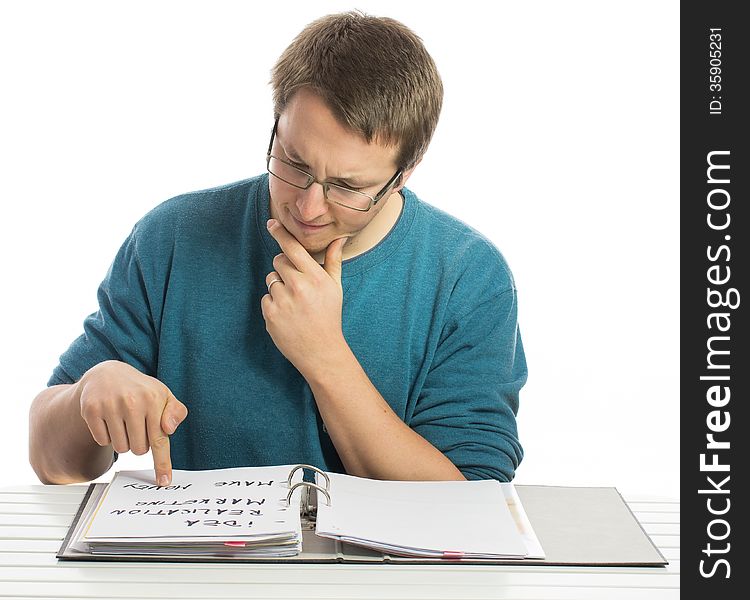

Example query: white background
[0,1,679,498]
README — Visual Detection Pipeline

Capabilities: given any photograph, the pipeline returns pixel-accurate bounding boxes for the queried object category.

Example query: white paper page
[315,473,528,558]
[84,465,302,542]
[500,483,545,559]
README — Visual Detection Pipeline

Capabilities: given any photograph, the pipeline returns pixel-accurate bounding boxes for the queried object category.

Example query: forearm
[28,383,114,484]
[304,345,465,481]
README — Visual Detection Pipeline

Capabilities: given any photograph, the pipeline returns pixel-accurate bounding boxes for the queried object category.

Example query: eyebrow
[281,141,372,187]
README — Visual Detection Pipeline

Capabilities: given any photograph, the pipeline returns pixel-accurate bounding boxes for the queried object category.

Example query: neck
[313,191,404,263]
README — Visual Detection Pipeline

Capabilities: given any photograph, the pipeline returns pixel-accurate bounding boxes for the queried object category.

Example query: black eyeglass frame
[266,118,403,212]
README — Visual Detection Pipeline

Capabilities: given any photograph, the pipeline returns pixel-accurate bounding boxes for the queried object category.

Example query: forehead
[277,88,398,173]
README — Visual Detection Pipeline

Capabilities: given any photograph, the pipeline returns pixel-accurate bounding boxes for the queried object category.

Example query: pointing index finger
[147,413,173,487]
[266,219,317,272]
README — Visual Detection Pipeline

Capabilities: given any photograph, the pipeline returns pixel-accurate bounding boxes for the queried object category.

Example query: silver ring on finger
[267,278,284,292]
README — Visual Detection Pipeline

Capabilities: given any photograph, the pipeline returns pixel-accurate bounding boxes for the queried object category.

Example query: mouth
[290,213,331,234]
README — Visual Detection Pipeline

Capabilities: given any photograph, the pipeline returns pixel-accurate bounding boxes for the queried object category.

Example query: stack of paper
[314,473,543,559]
[79,465,303,557]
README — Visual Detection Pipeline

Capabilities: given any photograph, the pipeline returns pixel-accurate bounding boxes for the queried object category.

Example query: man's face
[268,88,403,259]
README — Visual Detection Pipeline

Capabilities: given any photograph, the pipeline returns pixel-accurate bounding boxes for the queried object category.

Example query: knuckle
[121,393,140,414]
[148,389,164,408]
[79,401,100,421]
[262,297,275,315]
[150,434,169,450]
[177,403,188,420]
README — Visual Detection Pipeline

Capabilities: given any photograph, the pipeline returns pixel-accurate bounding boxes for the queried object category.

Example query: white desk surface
[0,484,679,599]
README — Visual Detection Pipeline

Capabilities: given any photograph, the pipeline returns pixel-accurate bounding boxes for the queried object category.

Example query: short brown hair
[271,11,443,170]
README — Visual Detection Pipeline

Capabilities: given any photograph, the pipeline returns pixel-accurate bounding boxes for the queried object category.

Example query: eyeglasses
[266,119,402,212]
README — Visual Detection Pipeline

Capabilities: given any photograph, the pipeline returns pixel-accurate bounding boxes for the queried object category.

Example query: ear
[392,158,422,193]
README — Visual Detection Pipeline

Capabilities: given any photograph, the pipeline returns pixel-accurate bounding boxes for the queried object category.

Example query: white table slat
[629,511,679,524]
[0,581,680,600]
[620,494,680,503]
[0,525,71,540]
[0,502,86,516]
[645,535,679,549]
[625,502,680,513]
[660,547,679,561]
[639,522,679,536]
[0,538,63,553]
[0,563,680,585]
[0,493,85,506]
[0,513,80,527]
[0,485,88,495]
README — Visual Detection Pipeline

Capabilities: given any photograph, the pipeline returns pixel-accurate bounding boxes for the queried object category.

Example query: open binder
[57,464,667,566]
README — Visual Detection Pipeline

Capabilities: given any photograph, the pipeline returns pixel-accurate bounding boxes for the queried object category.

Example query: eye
[333,181,365,192]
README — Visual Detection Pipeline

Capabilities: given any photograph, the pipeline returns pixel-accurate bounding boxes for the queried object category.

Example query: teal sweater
[49,174,526,481]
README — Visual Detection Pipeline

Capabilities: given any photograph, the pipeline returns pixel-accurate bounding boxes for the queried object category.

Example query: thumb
[323,237,348,282]
[161,394,188,435]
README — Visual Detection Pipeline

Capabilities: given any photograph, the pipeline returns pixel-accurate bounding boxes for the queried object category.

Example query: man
[28,12,526,487]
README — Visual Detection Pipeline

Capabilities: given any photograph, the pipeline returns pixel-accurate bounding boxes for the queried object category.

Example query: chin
[287,234,325,254]
[305,242,330,257]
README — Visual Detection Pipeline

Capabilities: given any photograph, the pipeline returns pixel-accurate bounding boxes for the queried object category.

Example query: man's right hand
[76,360,188,487]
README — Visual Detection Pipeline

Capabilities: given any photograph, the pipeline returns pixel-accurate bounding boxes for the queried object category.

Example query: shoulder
[404,188,517,294]
[134,176,261,235]
[127,175,264,260]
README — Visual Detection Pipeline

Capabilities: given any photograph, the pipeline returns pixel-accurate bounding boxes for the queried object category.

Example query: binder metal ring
[286,464,331,490]
[287,481,331,507]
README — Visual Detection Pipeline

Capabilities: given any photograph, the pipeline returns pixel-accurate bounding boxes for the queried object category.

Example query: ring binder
[286,481,331,513]
[285,464,332,519]
[61,464,645,566]
[286,464,330,488]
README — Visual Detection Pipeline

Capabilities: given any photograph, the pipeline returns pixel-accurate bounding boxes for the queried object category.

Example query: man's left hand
[261,218,349,375]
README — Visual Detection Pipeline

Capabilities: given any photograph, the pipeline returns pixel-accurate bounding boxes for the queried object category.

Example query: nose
[296,182,330,222]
